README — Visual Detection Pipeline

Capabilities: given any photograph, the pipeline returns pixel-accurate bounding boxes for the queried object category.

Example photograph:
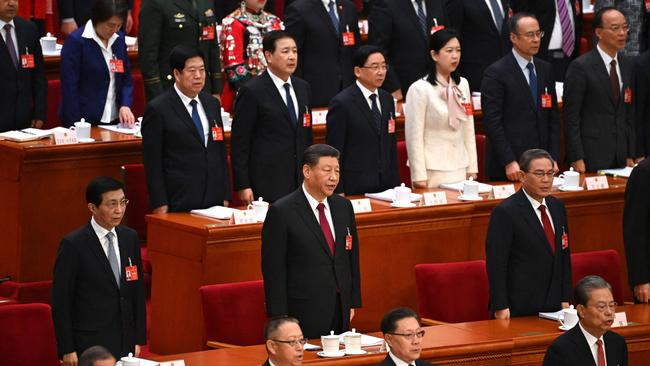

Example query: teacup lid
[121,352,138,361]
[323,330,338,338]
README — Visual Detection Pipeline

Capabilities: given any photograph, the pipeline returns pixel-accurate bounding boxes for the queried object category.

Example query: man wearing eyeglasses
[326,45,399,195]
[543,275,628,365]
[564,6,637,173]
[263,316,305,366]
[481,12,560,182]
[52,176,146,365]
[378,307,435,366]
[486,149,572,319]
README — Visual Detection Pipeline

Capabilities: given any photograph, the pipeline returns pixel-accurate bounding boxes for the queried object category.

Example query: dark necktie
[526,62,538,107]
[106,232,121,288]
[317,203,335,255]
[189,100,205,144]
[369,93,381,131]
[596,339,606,366]
[556,0,574,56]
[610,59,620,105]
[488,0,503,33]
[3,23,18,68]
[283,83,298,126]
[538,205,555,254]
[416,0,427,37]
[328,0,340,35]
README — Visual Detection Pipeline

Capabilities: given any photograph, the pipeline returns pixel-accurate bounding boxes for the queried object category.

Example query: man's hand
[391,89,403,101]
[561,302,570,309]
[125,10,134,34]
[626,158,635,167]
[119,106,136,128]
[350,308,355,322]
[152,205,169,214]
[31,119,44,129]
[238,188,254,206]
[635,156,646,164]
[412,180,427,189]
[494,308,510,319]
[570,160,586,173]
[61,21,78,35]
[505,161,520,181]
[135,344,141,357]
[62,352,78,366]
[634,283,650,303]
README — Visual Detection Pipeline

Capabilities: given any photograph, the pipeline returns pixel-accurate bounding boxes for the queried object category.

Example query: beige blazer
[404,77,478,182]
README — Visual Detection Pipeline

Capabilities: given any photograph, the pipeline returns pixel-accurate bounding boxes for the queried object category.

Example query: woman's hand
[119,106,136,128]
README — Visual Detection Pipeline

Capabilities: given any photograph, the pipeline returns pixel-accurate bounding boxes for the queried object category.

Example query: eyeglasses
[526,170,556,179]
[388,329,425,340]
[361,63,389,72]
[517,31,544,39]
[590,301,617,313]
[104,199,129,209]
[271,338,307,347]
[602,24,629,33]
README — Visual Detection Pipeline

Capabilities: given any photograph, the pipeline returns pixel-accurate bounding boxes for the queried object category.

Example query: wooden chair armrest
[207,340,240,349]
[420,317,448,326]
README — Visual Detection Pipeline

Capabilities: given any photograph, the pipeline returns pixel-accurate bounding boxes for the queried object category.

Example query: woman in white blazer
[405,28,478,188]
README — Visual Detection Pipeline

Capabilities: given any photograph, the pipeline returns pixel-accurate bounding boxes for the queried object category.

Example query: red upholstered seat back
[199,280,267,346]
[122,164,150,241]
[397,140,411,187]
[45,79,61,129]
[415,260,490,323]
[227,154,243,207]
[0,304,59,366]
[131,73,146,119]
[475,134,486,182]
[571,250,624,304]
[0,281,52,305]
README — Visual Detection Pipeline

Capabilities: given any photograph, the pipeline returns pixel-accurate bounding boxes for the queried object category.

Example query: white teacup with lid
[394,183,412,204]
[120,352,140,366]
[559,167,580,188]
[559,305,579,330]
[40,32,57,53]
[321,330,340,356]
[247,197,269,222]
[344,328,363,354]
[69,118,91,140]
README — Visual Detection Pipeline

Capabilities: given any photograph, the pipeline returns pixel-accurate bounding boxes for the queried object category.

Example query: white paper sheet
[598,166,634,178]
[190,206,239,220]
[439,180,493,193]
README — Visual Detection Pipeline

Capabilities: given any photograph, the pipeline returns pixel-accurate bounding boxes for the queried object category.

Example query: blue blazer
[60,25,133,127]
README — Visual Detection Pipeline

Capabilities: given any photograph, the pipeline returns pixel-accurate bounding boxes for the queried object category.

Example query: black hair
[169,45,205,74]
[263,316,300,340]
[380,307,420,334]
[79,345,116,366]
[90,0,128,25]
[518,149,555,172]
[263,30,295,54]
[508,12,538,34]
[302,144,340,168]
[575,275,612,307]
[425,28,461,86]
[86,176,125,206]
[593,6,621,29]
[353,45,384,68]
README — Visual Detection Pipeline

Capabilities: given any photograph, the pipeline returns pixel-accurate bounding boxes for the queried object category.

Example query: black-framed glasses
[104,199,129,209]
[361,63,389,72]
[517,30,544,39]
[271,338,307,347]
[600,24,629,33]
[388,329,425,340]
[526,170,556,179]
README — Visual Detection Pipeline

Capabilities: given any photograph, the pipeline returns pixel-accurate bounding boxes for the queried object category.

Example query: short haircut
[263,30,295,54]
[302,144,340,168]
[90,0,128,25]
[353,45,384,68]
[264,316,300,340]
[86,176,125,206]
[425,28,461,86]
[518,149,555,172]
[169,45,205,74]
[593,6,621,29]
[79,345,116,366]
[508,12,538,34]
[380,307,420,334]
[574,275,613,307]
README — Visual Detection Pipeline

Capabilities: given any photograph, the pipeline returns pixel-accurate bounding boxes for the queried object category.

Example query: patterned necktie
[189,100,205,145]
[488,0,503,33]
[596,339,606,366]
[369,93,381,132]
[538,205,555,254]
[610,59,620,105]
[526,63,538,107]
[283,83,298,126]
[3,24,18,68]
[328,0,340,35]
[416,0,428,37]
[106,232,121,288]
[556,0,574,56]
[317,203,335,255]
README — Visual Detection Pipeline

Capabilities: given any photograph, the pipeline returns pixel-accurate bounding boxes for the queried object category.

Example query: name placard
[422,191,447,206]
[231,209,258,225]
[312,109,328,125]
[492,184,516,199]
[351,198,372,214]
[612,312,628,327]
[54,129,78,145]
[585,176,609,190]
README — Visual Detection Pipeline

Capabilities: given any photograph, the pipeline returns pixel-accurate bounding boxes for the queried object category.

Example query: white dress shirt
[512,48,535,85]
[388,351,416,366]
[579,321,608,366]
[522,188,556,233]
[0,19,18,58]
[302,183,336,241]
[596,43,623,91]
[411,0,427,19]
[356,80,382,113]
[267,68,299,121]
[82,20,119,123]
[548,0,575,51]
[483,0,504,29]
[174,83,210,146]
[322,0,339,21]
[90,216,121,269]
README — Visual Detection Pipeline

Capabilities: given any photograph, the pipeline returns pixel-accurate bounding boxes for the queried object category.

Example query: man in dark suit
[446,0,512,92]
[142,45,231,213]
[623,158,650,303]
[368,0,448,100]
[634,50,650,159]
[59,0,133,36]
[231,31,313,205]
[284,0,360,107]
[543,275,628,366]
[481,12,560,181]
[378,307,435,366]
[514,0,583,81]
[0,0,47,132]
[486,149,572,318]
[52,177,146,364]
[262,144,361,339]
[262,316,305,366]
[564,7,636,173]
[326,45,399,195]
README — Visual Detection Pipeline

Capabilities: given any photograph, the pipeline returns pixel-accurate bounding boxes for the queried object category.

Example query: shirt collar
[302,183,331,213]
[90,216,117,242]
[81,20,119,51]
[267,68,292,89]
[596,43,618,67]
[388,351,415,366]
[512,48,534,71]
[267,359,277,366]
[356,80,378,100]
[174,83,199,107]
[323,0,336,8]
[0,19,15,30]
[521,187,547,209]
[578,321,604,349]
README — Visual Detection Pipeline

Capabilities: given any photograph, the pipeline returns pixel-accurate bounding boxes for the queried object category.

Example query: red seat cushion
[0,304,59,366]
[45,79,61,129]
[571,250,624,304]
[475,134,486,182]
[397,140,411,187]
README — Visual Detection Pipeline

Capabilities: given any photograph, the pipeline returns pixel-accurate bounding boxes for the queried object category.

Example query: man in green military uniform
[138,0,223,101]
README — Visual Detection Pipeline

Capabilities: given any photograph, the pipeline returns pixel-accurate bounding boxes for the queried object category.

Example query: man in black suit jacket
[232,31,313,205]
[262,316,305,366]
[481,12,560,181]
[564,7,636,173]
[52,177,146,364]
[378,307,435,366]
[262,144,361,339]
[368,0,448,100]
[634,50,650,158]
[284,0,360,107]
[486,149,571,318]
[446,0,511,92]
[623,158,650,303]
[514,0,583,81]
[326,45,399,195]
[543,275,628,366]
[0,1,47,132]
[142,45,231,213]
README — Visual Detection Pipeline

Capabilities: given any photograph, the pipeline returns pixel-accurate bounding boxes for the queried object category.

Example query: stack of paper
[99,124,140,135]
[117,358,159,366]
[338,331,384,346]
[539,310,564,321]
[439,180,493,193]
[365,189,422,203]
[598,166,634,178]
[0,127,68,142]
[190,206,239,220]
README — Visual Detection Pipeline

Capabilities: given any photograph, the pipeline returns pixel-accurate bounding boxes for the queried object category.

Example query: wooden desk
[152,304,650,365]
[146,176,628,354]
[0,128,142,281]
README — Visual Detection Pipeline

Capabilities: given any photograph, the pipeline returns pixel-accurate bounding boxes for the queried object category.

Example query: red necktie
[596,339,606,366]
[317,203,335,255]
[539,205,555,254]
[610,59,620,105]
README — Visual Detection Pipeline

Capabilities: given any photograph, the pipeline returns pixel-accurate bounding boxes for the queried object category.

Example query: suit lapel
[604,331,622,366]
[589,49,616,107]
[478,1,500,35]
[168,90,206,146]
[507,52,537,111]
[569,326,599,365]
[293,76,308,127]
[403,0,428,43]
[294,190,335,258]
[547,198,564,252]
[312,0,339,40]
[262,72,296,130]
[85,223,121,290]
[328,196,347,255]
[351,85,379,135]
[117,227,131,289]
[516,190,554,255]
